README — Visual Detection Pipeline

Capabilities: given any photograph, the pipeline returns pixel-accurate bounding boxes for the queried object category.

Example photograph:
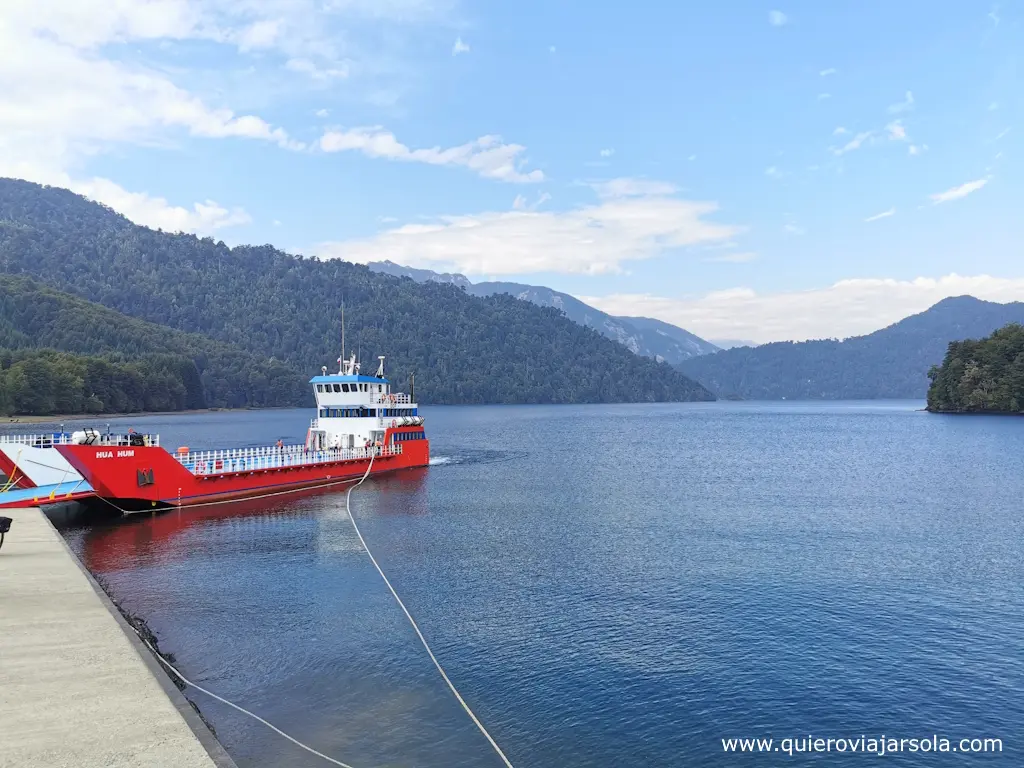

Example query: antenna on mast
[341,305,345,367]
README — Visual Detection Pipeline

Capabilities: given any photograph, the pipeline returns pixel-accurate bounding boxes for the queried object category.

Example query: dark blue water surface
[55,402,1024,766]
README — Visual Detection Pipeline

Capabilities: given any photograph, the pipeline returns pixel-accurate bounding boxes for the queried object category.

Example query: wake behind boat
[55,352,429,511]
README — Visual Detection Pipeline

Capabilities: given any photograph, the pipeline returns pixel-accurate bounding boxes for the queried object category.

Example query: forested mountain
[678,296,1024,400]
[0,179,713,404]
[0,275,308,412]
[368,261,719,364]
[927,323,1024,413]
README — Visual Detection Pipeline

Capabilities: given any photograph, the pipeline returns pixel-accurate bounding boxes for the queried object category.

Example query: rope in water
[132,628,357,768]
[344,455,516,768]
[100,450,515,767]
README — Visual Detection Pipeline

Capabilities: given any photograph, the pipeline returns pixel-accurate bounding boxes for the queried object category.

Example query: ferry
[51,352,429,511]
[0,432,96,508]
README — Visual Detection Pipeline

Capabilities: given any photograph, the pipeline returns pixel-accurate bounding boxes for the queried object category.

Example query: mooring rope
[344,454,517,768]
[131,628,357,768]
[101,450,514,767]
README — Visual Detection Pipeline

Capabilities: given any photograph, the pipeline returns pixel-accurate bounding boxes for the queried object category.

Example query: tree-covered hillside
[0,179,713,404]
[0,275,308,409]
[927,323,1024,413]
[0,347,207,416]
[678,296,1024,400]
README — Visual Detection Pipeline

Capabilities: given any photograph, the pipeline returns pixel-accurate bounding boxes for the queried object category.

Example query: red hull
[56,438,429,509]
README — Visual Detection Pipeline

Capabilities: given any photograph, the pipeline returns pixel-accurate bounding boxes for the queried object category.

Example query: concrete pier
[0,508,236,768]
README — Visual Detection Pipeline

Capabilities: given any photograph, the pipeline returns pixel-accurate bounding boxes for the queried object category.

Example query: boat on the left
[0,429,137,508]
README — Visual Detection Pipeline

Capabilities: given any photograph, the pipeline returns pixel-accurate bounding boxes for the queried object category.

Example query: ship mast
[340,306,345,373]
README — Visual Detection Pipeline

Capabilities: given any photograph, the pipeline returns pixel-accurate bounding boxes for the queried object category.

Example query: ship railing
[373,393,412,405]
[176,442,403,476]
[0,432,159,448]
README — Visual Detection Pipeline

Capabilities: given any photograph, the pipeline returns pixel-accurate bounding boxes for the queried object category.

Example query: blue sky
[0,1,1020,342]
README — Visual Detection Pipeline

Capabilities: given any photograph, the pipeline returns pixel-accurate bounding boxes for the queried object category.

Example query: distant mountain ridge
[678,296,1024,400]
[368,261,720,365]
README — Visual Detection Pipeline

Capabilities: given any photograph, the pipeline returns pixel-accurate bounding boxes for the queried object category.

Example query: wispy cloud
[765,166,783,179]
[831,131,873,155]
[885,120,907,140]
[864,208,895,222]
[578,274,1024,344]
[286,58,348,81]
[819,68,837,77]
[769,10,788,26]
[784,223,805,235]
[929,178,989,204]
[317,180,741,276]
[833,126,848,136]
[908,144,928,156]
[599,148,615,158]
[887,91,914,114]
[319,128,544,183]
[988,5,1000,26]
[817,92,831,100]
[994,127,1011,141]
[452,36,470,56]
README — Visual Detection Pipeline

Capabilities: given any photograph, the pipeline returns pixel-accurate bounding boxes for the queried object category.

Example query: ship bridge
[306,353,422,450]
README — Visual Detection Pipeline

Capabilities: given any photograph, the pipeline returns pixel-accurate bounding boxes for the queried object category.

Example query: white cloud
[599,148,615,157]
[77,178,251,233]
[929,178,989,204]
[549,45,556,53]
[887,90,914,114]
[769,10,788,26]
[819,68,836,76]
[319,128,544,183]
[452,36,470,55]
[578,275,1024,344]
[817,92,831,100]
[765,166,783,178]
[886,120,907,140]
[286,58,348,81]
[864,208,895,222]
[908,143,928,155]
[315,180,741,276]
[989,101,999,111]
[833,126,848,136]
[315,108,330,117]
[994,127,1011,141]
[783,223,805,235]
[831,131,873,155]
[688,154,697,161]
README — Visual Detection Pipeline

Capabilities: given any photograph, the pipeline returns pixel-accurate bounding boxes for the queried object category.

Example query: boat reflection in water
[75,467,429,575]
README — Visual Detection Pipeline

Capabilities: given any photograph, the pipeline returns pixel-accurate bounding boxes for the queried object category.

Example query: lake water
[53,402,1024,766]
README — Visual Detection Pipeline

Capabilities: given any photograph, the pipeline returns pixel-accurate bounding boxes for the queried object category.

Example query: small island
[927,323,1024,414]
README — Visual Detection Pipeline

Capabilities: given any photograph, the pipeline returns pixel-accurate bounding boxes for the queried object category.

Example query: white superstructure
[305,353,423,451]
